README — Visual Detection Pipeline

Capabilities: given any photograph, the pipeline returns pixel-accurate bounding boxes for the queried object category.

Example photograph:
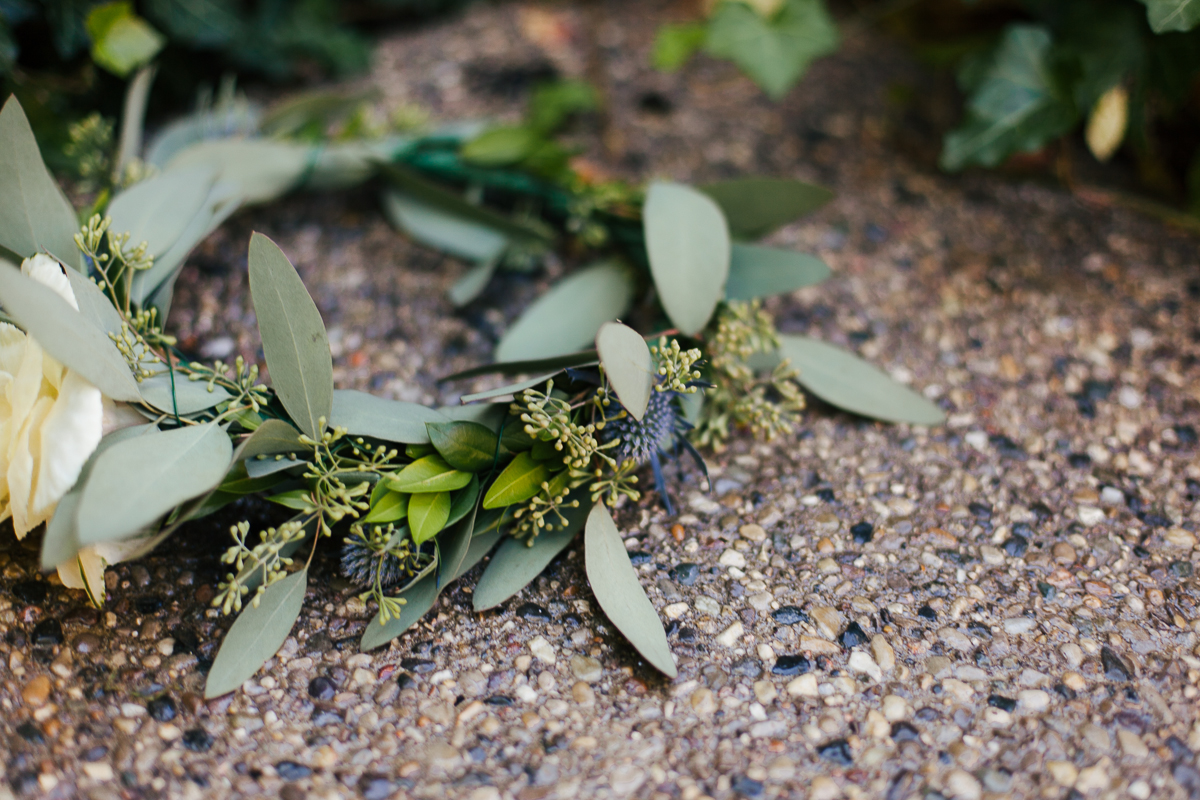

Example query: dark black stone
[11,581,45,605]
[311,709,342,726]
[1133,545,1151,559]
[147,696,177,722]
[1053,682,1077,700]
[1037,581,1056,600]
[81,745,108,762]
[1165,735,1194,761]
[627,551,653,566]
[637,91,673,115]
[1081,379,1112,401]
[400,658,436,674]
[817,738,853,766]
[968,502,992,520]
[1175,425,1198,446]
[485,695,514,706]
[850,522,874,544]
[9,771,38,794]
[134,596,164,614]
[181,728,214,752]
[1143,513,1172,529]
[308,676,337,701]
[1101,646,1132,681]
[1067,453,1092,469]
[772,606,807,625]
[1002,535,1029,557]
[171,626,200,655]
[731,658,762,678]
[771,655,811,676]
[914,707,939,722]
[669,563,700,585]
[395,672,417,690]
[917,605,937,621]
[815,488,836,503]
[840,621,868,649]
[1171,560,1194,578]
[359,775,398,799]
[677,626,696,643]
[1029,502,1053,521]
[890,721,920,742]
[515,603,551,622]
[987,694,1016,712]
[731,775,764,798]
[15,722,43,744]
[1011,522,1034,537]
[31,620,63,648]
[276,761,312,781]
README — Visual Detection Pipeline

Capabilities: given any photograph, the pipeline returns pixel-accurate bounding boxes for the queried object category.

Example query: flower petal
[21,254,78,310]
[30,370,103,527]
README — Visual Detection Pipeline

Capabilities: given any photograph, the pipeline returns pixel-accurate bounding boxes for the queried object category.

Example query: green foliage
[86,2,165,77]
[1138,0,1200,32]
[653,22,708,72]
[705,0,839,99]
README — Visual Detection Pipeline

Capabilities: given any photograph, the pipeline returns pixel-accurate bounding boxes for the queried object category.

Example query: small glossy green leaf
[1139,0,1200,32]
[0,261,141,401]
[387,455,473,494]
[266,489,316,512]
[653,21,706,71]
[364,489,409,524]
[217,463,286,496]
[724,243,830,301]
[643,182,730,336]
[496,260,636,361]
[427,421,501,472]
[86,2,165,77]
[596,321,653,421]
[383,190,509,263]
[585,504,677,677]
[0,97,83,269]
[331,389,448,445]
[482,451,550,510]
[446,476,480,528]
[448,256,501,307]
[78,422,233,545]
[248,232,333,439]
[700,178,833,240]
[462,125,541,166]
[138,369,231,415]
[474,495,588,610]
[408,491,451,544]
[204,568,307,697]
[776,334,946,425]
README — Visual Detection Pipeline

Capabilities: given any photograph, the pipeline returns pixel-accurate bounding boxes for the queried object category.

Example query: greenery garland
[0,74,944,697]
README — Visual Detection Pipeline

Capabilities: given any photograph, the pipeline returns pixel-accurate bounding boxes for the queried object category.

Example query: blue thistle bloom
[341,534,410,589]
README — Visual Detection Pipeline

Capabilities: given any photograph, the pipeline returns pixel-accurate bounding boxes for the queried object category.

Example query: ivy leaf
[595,321,653,421]
[700,177,833,240]
[585,504,677,677]
[774,334,945,425]
[408,491,451,544]
[386,455,473,494]
[0,261,141,401]
[482,451,551,509]
[941,25,1077,171]
[643,182,730,336]
[427,421,501,472]
[705,0,839,100]
[247,232,333,440]
[204,568,307,698]
[0,97,84,270]
[1138,0,1200,32]
[474,495,589,610]
[77,422,233,546]
[331,389,448,446]
[724,243,830,301]
[495,260,636,362]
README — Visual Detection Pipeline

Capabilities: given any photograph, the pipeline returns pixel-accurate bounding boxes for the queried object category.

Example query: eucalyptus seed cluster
[511,473,579,540]
[214,519,308,613]
[515,383,617,471]
[109,323,161,380]
[695,300,806,448]
[651,338,703,393]
[64,114,113,191]
[297,421,371,534]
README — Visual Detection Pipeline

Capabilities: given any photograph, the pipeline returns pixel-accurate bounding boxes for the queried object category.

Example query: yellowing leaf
[1085,85,1129,163]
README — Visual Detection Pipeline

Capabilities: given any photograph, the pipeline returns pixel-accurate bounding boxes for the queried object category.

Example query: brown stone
[1052,543,1076,564]
[22,676,51,708]
[1084,580,1111,598]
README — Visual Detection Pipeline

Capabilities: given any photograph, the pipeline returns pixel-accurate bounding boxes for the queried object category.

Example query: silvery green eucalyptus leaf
[383,190,509,264]
[205,567,308,698]
[724,243,830,301]
[595,321,653,421]
[700,177,834,240]
[0,97,83,270]
[0,260,142,402]
[331,389,448,445]
[643,182,730,336]
[138,370,232,416]
[247,233,333,440]
[106,165,219,257]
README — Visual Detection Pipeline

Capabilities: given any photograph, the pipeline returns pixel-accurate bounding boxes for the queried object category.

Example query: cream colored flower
[0,254,142,600]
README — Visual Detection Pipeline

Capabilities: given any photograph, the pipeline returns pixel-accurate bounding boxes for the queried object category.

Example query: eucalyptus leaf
[0,260,141,401]
[217,463,287,496]
[77,422,233,545]
[63,267,125,335]
[482,451,551,510]
[460,372,559,404]
[166,139,310,205]
[106,164,218,257]
[700,177,833,240]
[643,182,730,336]
[408,491,451,544]
[204,568,307,698]
[138,369,232,415]
[456,527,503,578]
[0,97,83,270]
[427,421,501,472]
[473,495,589,610]
[1139,0,1200,32]
[382,190,509,263]
[440,350,597,383]
[116,65,155,176]
[775,334,946,425]
[724,243,831,301]
[245,457,304,479]
[331,389,448,445]
[248,232,333,439]
[266,489,316,512]
[448,255,501,307]
[595,321,653,421]
[495,260,636,362]
[387,455,472,494]
[233,418,305,462]
[584,504,677,677]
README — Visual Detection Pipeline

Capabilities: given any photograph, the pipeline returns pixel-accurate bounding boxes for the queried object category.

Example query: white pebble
[945,769,982,800]
[715,621,744,647]
[882,694,908,721]
[1018,689,1050,712]
[848,651,881,682]
[1118,386,1142,409]
[664,602,689,620]
[1003,617,1036,635]
[719,549,747,569]
[529,636,556,665]
[787,674,819,698]
[1077,506,1105,526]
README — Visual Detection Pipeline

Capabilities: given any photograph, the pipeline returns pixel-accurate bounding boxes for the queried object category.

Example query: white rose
[1,254,142,597]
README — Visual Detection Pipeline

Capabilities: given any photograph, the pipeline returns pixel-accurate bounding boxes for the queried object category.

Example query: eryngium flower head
[341,533,410,589]
[603,387,678,466]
